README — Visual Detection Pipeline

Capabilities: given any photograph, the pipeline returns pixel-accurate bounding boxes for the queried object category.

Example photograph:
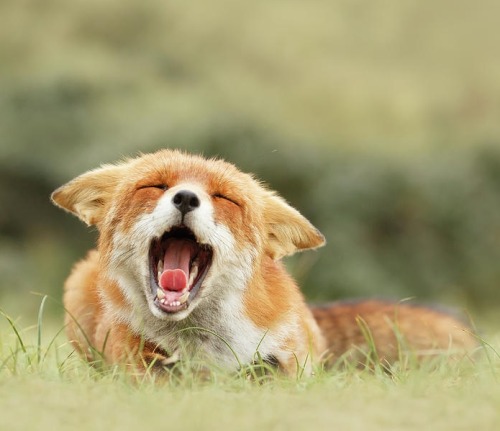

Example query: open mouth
[149,226,213,314]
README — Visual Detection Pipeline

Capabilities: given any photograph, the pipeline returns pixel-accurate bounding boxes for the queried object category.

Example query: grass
[2,370,499,431]
[1,301,500,431]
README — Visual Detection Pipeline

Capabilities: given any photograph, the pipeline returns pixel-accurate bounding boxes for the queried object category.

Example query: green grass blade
[37,295,49,365]
[0,309,31,368]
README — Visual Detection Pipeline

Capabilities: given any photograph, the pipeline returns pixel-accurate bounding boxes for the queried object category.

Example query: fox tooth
[179,290,190,304]
[188,264,199,286]
[158,260,164,274]
[157,289,166,300]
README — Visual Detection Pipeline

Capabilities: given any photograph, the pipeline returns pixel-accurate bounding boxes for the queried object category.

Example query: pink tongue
[159,240,195,292]
[159,269,187,292]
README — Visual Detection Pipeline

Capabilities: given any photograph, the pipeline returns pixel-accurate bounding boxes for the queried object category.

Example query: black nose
[172,190,200,215]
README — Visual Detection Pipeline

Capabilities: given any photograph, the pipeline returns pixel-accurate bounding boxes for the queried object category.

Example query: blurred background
[1,0,499,326]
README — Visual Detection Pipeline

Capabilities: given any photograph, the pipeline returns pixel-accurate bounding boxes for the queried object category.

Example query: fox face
[51,150,325,333]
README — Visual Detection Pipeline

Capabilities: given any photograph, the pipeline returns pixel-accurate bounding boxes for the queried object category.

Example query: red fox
[51,150,476,375]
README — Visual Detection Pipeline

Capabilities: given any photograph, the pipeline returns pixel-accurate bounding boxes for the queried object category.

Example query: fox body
[52,150,475,375]
[312,300,475,366]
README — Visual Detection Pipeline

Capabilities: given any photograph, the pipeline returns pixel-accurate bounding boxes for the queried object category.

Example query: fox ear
[264,193,325,260]
[51,164,125,226]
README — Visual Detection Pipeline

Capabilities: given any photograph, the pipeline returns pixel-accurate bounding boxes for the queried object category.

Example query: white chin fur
[107,183,253,329]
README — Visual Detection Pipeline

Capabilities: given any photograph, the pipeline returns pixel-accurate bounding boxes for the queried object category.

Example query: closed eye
[138,184,168,191]
[213,193,240,207]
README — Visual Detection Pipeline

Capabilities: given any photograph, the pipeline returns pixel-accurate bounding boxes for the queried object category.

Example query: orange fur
[52,150,476,376]
[312,300,477,367]
[64,251,171,370]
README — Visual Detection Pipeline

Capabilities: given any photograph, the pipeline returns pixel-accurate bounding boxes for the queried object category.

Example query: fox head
[52,150,325,322]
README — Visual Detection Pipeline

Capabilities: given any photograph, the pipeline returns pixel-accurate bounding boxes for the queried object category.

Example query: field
[2,366,500,431]
[1,302,500,431]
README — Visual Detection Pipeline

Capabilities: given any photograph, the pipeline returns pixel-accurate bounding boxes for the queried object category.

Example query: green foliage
[1,0,500,317]
[205,138,500,308]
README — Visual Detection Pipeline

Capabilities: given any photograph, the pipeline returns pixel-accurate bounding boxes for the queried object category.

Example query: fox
[51,149,476,376]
